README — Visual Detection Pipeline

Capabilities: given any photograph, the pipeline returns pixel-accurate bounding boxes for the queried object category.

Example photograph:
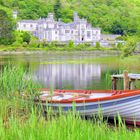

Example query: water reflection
[33,64,101,89]
[0,53,121,90]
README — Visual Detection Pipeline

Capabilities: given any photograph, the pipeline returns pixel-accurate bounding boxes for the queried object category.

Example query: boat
[35,89,140,125]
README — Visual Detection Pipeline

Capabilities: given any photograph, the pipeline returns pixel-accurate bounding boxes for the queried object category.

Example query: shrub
[22,42,28,47]
[121,37,138,58]
[22,32,31,44]
[29,40,39,48]
[95,42,101,49]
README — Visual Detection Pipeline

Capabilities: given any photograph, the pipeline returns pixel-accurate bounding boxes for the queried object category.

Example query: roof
[18,20,38,23]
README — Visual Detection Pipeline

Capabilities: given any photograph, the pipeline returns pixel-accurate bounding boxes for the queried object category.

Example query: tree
[121,37,138,57]
[0,9,15,45]
[117,42,123,50]
[54,0,62,20]
[110,21,124,35]
[22,32,31,44]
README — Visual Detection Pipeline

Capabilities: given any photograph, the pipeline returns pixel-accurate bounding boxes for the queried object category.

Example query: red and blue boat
[37,89,140,125]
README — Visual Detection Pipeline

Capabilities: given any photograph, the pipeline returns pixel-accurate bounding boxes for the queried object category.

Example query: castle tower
[13,10,18,19]
[73,12,79,22]
[48,13,54,21]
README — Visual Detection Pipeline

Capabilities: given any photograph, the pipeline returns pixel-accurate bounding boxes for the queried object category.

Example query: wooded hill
[0,0,140,36]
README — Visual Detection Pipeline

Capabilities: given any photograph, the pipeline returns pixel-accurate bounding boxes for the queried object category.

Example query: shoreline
[0,50,120,56]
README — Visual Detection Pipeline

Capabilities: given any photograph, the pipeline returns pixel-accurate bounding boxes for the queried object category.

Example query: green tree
[121,37,138,57]
[22,32,31,44]
[111,21,124,35]
[1,0,140,37]
[54,0,62,20]
[117,42,123,50]
[0,9,15,45]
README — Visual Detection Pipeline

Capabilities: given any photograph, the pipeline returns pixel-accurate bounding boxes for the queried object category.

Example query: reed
[0,65,40,97]
[0,109,140,140]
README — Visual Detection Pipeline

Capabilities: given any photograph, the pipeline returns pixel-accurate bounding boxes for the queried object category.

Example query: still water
[0,52,123,90]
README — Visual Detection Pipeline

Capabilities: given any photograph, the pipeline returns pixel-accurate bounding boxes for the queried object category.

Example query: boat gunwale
[38,89,140,103]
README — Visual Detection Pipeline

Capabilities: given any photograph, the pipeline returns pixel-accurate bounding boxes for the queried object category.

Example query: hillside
[0,0,140,35]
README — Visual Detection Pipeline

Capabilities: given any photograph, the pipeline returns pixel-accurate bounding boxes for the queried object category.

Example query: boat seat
[112,91,122,95]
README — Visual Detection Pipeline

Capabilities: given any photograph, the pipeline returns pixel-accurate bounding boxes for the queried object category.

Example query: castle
[17,12,101,44]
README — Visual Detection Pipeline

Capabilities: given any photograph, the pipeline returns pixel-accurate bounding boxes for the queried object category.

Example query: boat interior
[39,90,119,101]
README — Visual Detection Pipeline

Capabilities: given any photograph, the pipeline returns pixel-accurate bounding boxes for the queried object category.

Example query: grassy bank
[0,66,140,139]
[0,42,117,52]
[1,111,140,140]
[39,54,140,71]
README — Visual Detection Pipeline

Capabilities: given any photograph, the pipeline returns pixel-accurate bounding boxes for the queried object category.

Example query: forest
[0,0,140,35]
[0,0,140,46]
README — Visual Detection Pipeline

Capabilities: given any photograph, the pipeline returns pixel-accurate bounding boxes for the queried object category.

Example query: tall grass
[0,65,140,140]
[0,65,40,97]
[0,65,41,129]
[0,112,140,140]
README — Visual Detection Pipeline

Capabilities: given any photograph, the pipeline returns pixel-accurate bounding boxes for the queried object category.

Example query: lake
[0,51,134,90]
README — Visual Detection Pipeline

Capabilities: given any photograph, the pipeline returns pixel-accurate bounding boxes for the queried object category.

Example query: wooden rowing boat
[36,89,140,125]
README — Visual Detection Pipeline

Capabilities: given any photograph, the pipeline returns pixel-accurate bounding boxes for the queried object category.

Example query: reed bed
[0,110,140,140]
[0,66,140,140]
[0,65,40,97]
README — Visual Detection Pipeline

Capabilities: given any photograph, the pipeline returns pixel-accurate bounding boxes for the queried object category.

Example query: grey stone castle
[17,12,101,44]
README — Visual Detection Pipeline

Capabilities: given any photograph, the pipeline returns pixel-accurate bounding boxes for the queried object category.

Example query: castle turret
[73,12,79,22]
[48,13,54,21]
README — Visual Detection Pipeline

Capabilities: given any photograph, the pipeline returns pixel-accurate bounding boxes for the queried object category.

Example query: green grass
[0,110,140,140]
[1,65,140,140]
[0,44,118,52]
[0,65,40,97]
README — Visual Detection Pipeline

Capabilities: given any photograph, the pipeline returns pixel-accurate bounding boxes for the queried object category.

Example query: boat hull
[38,89,140,125]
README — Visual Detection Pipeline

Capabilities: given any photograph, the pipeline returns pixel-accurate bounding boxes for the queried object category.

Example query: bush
[47,42,57,50]
[22,42,28,47]
[117,42,123,50]
[121,37,138,58]
[29,40,39,48]
[95,42,101,49]
[40,40,47,48]
[22,32,31,44]
[12,41,22,47]
[66,41,75,48]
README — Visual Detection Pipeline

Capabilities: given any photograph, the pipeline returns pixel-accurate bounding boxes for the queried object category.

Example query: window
[87,31,91,38]
[81,25,85,29]
[23,24,26,28]
[65,30,70,33]
[55,31,57,34]
[30,24,33,28]
[71,30,73,34]
[82,30,84,34]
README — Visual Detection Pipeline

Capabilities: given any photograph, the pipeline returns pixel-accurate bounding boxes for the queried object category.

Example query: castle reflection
[33,64,101,89]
